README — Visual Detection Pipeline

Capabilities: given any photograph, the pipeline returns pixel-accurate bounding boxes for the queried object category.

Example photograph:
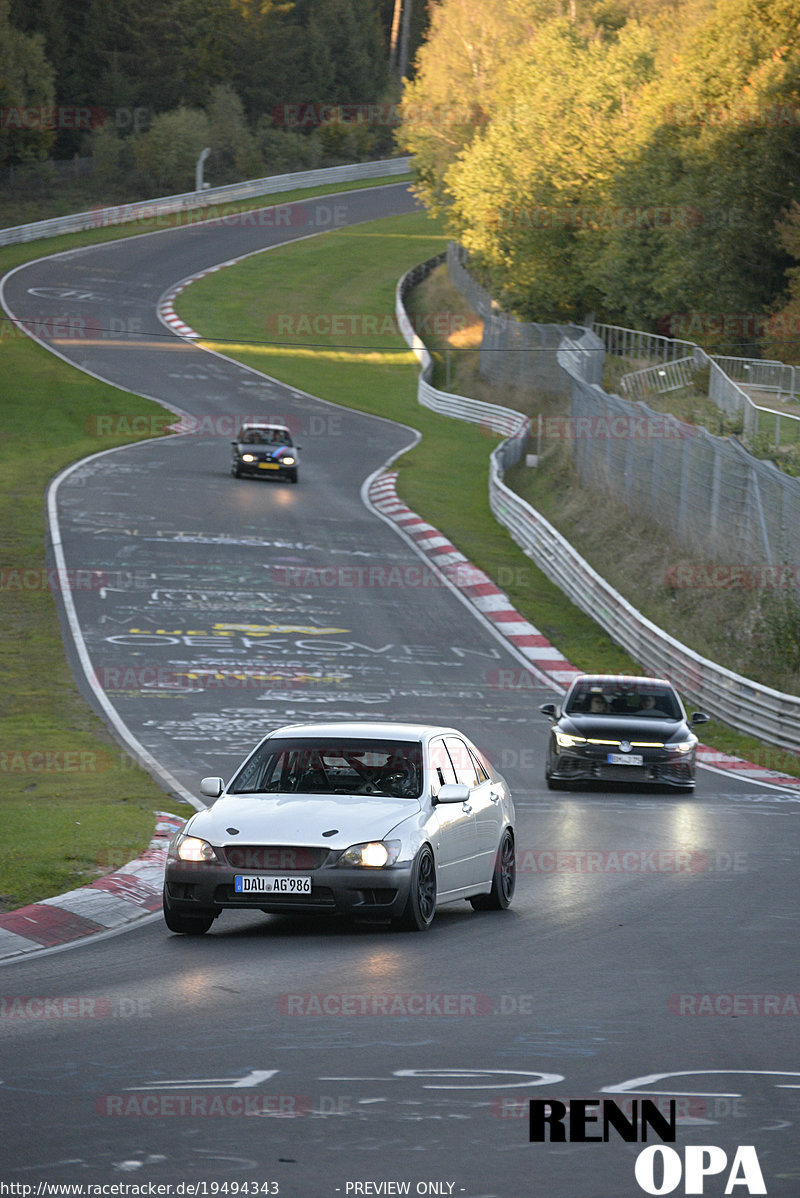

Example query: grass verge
[0,172,410,911]
[0,330,189,909]
[177,217,800,781]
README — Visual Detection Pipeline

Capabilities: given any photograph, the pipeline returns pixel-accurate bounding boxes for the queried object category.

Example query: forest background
[3,0,800,354]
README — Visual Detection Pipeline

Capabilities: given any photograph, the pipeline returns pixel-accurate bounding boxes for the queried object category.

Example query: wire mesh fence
[446,243,603,392]
[399,249,800,744]
[444,245,800,567]
[560,354,800,567]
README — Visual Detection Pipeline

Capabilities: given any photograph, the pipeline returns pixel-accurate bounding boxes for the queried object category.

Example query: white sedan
[163,721,516,934]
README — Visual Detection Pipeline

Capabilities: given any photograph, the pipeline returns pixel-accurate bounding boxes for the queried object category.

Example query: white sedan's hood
[188,793,420,850]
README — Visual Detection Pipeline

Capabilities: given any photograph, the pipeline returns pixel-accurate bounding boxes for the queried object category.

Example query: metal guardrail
[397,256,800,751]
[620,356,696,399]
[713,355,797,400]
[593,322,698,364]
[595,322,800,451]
[0,157,412,246]
[396,256,528,443]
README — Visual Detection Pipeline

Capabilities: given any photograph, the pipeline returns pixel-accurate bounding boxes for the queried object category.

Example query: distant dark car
[539,674,709,792]
[231,422,298,483]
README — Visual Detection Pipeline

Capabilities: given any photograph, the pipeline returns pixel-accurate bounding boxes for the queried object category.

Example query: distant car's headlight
[176,836,217,862]
[241,453,256,463]
[338,840,402,868]
[280,455,296,466]
[555,731,587,749]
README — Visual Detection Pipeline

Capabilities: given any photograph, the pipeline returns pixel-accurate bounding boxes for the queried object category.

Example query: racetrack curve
[1,181,800,1197]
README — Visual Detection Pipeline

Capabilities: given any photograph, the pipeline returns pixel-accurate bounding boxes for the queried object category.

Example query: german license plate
[234,875,311,893]
[258,462,280,470]
[607,753,643,766]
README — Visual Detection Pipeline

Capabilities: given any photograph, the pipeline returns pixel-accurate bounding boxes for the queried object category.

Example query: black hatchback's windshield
[230,738,423,799]
[239,428,292,446]
[565,683,681,720]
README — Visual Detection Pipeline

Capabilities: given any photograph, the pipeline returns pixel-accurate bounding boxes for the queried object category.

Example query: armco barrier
[397,255,800,752]
[0,157,412,246]
[396,256,529,444]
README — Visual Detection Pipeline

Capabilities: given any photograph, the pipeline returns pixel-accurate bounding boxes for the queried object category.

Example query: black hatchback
[231,422,299,483]
[539,674,709,792]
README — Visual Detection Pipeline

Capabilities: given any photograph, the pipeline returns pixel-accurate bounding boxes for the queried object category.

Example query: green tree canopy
[397,0,551,215]
[132,106,211,194]
[400,0,800,343]
[444,16,656,319]
[0,0,56,167]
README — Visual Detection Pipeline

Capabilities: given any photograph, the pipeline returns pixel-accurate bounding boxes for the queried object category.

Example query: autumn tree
[397,0,552,215]
[443,16,656,319]
[593,0,800,344]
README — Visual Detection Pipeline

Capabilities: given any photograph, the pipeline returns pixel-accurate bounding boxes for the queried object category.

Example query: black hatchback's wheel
[231,463,242,478]
[470,830,516,911]
[162,888,215,935]
[394,846,437,931]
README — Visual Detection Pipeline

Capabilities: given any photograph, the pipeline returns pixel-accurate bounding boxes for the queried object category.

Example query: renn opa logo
[529,1099,766,1195]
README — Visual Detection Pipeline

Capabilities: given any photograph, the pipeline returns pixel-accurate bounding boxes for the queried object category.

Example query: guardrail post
[709,441,722,546]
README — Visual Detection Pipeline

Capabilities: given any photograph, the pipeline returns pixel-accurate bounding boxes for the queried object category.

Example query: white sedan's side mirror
[435,782,470,804]
[200,776,224,798]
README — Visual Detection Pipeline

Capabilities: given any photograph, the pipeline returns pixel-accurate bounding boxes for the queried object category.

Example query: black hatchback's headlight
[666,737,696,755]
[554,731,587,749]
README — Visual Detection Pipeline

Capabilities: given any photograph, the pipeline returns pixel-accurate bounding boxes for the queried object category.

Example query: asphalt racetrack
[1,182,799,1197]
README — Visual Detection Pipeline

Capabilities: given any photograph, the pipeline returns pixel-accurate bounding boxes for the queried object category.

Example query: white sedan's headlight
[338,840,402,868]
[176,836,217,862]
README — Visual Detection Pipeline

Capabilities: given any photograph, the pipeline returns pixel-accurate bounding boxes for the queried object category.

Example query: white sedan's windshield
[230,738,423,798]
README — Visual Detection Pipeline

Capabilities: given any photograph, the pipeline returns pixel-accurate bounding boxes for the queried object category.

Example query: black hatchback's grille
[222,845,332,870]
